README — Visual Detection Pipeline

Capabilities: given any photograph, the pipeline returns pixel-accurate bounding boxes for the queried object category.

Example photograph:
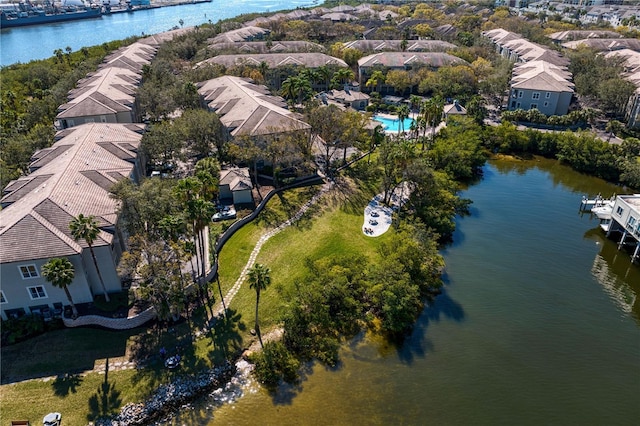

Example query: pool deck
[371,112,419,134]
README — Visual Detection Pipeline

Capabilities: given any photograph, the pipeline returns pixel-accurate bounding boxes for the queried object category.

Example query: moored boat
[1,0,102,28]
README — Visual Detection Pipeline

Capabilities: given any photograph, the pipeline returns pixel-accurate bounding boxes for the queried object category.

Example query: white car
[212,206,236,221]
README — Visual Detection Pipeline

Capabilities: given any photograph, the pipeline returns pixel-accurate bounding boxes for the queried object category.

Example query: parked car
[212,206,236,221]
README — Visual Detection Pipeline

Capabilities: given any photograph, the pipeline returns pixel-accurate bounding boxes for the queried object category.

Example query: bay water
[0,0,315,65]
[192,158,639,425]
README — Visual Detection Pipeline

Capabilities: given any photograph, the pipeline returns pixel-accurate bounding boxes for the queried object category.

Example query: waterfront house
[608,195,640,262]
[508,60,574,116]
[0,123,144,321]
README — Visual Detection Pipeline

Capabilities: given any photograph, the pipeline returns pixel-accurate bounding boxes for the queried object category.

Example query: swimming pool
[373,114,415,132]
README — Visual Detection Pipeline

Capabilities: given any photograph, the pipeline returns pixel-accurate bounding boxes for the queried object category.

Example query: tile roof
[201,53,348,69]
[357,52,468,68]
[56,67,140,120]
[547,30,621,42]
[196,76,311,137]
[208,41,326,54]
[220,168,253,191]
[342,40,456,52]
[562,38,640,52]
[209,26,270,44]
[510,61,574,93]
[0,124,142,264]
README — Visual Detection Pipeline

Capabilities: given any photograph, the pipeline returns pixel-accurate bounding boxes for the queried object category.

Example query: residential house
[508,61,575,115]
[357,52,468,88]
[196,75,311,139]
[342,39,456,53]
[0,123,144,320]
[55,66,142,129]
[320,88,370,110]
[199,52,348,70]
[209,26,270,44]
[219,168,254,205]
[207,41,325,55]
[561,38,640,51]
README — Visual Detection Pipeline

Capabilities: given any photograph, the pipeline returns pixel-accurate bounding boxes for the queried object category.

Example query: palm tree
[397,104,411,135]
[248,263,271,348]
[365,70,385,93]
[69,214,110,302]
[42,257,78,318]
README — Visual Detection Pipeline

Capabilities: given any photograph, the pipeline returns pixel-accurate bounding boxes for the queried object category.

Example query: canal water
[0,0,315,66]
[185,158,639,425]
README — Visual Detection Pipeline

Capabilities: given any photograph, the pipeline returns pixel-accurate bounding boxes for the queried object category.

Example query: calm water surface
[0,0,315,65]
[187,158,639,425]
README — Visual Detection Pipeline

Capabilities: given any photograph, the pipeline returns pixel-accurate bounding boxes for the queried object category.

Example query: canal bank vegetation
[484,123,640,189]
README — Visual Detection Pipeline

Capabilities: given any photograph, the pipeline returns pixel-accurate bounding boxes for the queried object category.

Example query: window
[516,102,521,109]
[511,101,516,108]
[545,92,551,98]
[100,115,107,123]
[0,291,6,304]
[518,92,523,98]
[19,264,38,279]
[531,104,538,109]
[532,92,540,100]
[27,286,47,300]
[627,216,636,229]
[544,102,549,107]
[616,206,624,216]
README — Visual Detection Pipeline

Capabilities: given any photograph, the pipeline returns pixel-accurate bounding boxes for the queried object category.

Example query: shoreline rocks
[95,360,240,425]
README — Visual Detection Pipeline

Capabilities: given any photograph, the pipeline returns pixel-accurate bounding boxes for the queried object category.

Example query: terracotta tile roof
[0,124,142,264]
[196,76,311,137]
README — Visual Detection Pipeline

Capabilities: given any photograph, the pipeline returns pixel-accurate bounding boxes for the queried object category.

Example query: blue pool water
[373,115,414,132]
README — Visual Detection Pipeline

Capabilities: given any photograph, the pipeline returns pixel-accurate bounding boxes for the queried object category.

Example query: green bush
[250,341,300,389]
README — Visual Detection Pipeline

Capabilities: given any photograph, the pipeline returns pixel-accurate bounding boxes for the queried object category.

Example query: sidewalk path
[213,183,331,316]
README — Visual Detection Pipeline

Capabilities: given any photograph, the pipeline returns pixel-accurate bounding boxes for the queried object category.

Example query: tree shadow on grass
[51,373,83,396]
[87,358,122,422]
[207,308,245,363]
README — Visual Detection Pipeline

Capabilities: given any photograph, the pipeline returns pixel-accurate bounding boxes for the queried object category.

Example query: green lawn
[0,181,389,423]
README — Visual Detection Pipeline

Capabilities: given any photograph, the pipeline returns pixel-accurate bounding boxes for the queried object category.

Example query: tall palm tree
[397,104,411,135]
[69,214,110,302]
[248,263,271,348]
[42,257,78,318]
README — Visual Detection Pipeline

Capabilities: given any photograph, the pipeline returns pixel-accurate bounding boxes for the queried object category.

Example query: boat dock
[582,194,640,264]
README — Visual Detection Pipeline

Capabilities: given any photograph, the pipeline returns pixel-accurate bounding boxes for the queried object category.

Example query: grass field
[0,180,389,424]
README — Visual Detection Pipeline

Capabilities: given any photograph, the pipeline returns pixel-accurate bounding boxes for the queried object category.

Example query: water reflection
[584,228,640,321]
